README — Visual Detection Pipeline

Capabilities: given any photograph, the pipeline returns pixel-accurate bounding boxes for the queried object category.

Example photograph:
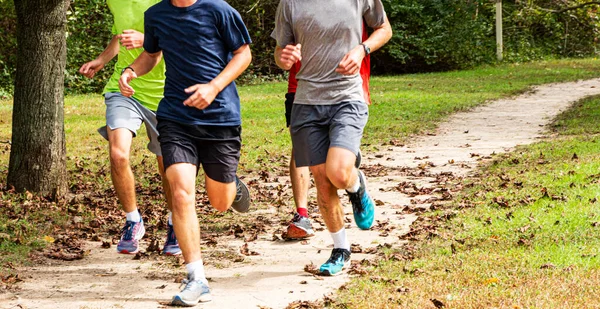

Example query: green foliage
[0,0,598,95]
[64,0,114,94]
[0,0,16,99]
[377,0,600,73]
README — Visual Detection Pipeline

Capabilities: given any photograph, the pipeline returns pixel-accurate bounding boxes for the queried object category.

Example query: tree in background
[8,0,68,198]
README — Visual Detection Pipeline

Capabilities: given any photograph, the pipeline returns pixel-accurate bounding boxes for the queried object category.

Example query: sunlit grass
[1,58,600,271]
[335,95,600,308]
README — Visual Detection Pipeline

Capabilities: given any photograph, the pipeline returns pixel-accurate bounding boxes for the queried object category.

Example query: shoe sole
[283,224,315,240]
[171,294,212,306]
[231,178,251,213]
[355,150,361,168]
[163,250,182,256]
[118,249,139,254]
[320,261,349,277]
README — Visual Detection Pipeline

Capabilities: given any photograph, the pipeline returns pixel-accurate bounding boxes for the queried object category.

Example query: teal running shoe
[347,170,375,230]
[319,248,351,276]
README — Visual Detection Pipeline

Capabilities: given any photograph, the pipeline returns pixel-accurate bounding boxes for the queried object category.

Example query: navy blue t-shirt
[144,0,252,126]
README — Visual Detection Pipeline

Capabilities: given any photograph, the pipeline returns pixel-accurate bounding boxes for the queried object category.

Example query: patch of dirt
[3,79,600,309]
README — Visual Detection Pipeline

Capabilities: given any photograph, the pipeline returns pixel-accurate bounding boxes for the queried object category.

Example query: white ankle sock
[126,210,140,222]
[186,260,208,284]
[168,212,173,226]
[330,228,350,251]
[346,171,361,193]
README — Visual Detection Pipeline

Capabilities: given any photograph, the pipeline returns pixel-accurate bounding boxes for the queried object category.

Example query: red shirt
[288,22,372,105]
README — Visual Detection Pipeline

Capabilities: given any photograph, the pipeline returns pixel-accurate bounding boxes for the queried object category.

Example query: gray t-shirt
[271,0,386,105]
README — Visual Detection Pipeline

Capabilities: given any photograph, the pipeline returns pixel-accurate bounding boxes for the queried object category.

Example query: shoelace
[121,221,137,241]
[179,278,203,292]
[179,279,191,290]
[326,249,348,264]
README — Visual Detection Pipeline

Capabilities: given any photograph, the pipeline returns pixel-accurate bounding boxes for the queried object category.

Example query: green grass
[1,58,600,272]
[334,97,600,306]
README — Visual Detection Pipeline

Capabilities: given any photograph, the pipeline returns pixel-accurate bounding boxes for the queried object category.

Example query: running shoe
[162,223,182,256]
[231,176,251,213]
[116,217,145,254]
[284,213,315,240]
[319,248,351,276]
[347,170,375,230]
[171,273,212,306]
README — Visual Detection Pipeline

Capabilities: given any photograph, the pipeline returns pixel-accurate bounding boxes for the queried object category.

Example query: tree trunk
[8,0,68,199]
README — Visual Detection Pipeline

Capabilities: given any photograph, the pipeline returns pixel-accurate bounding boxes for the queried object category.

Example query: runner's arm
[337,16,392,76]
[78,36,120,78]
[361,15,392,54]
[275,44,301,71]
[118,50,163,97]
[183,44,252,110]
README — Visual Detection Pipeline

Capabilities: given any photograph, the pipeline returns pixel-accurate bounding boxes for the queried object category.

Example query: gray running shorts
[290,101,368,167]
[97,92,161,156]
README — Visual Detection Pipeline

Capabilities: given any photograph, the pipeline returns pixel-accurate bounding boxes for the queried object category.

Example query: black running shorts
[157,118,241,183]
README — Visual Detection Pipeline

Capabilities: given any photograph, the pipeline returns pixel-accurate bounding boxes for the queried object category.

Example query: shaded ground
[2,78,600,309]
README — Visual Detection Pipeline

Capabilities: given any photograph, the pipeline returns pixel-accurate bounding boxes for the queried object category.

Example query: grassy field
[1,58,600,282]
[334,96,600,307]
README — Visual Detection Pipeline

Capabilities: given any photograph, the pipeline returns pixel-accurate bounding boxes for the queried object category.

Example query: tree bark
[8,0,68,199]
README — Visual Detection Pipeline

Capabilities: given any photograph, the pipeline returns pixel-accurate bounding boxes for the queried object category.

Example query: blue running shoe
[162,223,182,256]
[171,274,212,306]
[319,248,351,276]
[347,170,375,230]
[116,218,145,254]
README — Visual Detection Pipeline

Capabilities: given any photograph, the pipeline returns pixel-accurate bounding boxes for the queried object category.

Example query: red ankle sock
[297,208,308,218]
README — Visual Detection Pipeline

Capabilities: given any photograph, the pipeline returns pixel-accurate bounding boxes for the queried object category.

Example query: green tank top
[103,0,165,112]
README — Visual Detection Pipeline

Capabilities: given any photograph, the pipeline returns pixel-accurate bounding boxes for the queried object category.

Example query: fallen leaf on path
[303,262,319,275]
[431,298,445,308]
[240,243,260,256]
[285,300,323,309]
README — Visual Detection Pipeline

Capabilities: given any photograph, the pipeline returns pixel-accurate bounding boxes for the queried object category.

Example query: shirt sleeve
[270,0,295,48]
[218,4,253,52]
[143,11,161,54]
[362,0,386,29]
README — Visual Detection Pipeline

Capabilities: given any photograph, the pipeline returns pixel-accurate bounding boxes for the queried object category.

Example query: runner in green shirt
[78,0,180,256]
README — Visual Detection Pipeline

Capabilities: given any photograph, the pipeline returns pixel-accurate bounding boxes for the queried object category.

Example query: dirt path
[2,79,600,309]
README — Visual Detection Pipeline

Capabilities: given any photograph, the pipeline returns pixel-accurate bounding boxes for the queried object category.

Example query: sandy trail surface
[2,79,600,309]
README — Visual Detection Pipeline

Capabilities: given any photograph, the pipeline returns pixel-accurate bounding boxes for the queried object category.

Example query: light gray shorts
[290,101,368,167]
[97,92,161,156]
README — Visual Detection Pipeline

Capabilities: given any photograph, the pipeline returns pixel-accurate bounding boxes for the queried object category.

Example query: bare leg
[290,150,310,211]
[325,147,358,191]
[166,163,201,263]
[107,128,137,213]
[157,156,173,212]
[286,150,315,239]
[205,175,236,213]
[310,163,344,233]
